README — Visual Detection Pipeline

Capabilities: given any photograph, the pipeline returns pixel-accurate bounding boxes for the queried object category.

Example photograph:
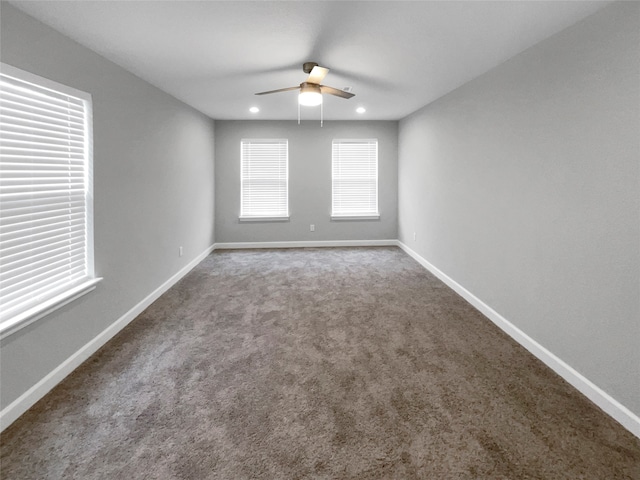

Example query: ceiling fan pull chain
[298,100,300,125]
[321,101,323,127]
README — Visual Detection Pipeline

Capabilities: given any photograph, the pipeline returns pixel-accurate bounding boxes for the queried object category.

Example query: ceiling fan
[255,62,355,106]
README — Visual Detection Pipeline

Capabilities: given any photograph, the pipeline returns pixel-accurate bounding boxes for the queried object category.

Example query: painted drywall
[398,1,640,415]
[0,4,216,409]
[215,121,398,243]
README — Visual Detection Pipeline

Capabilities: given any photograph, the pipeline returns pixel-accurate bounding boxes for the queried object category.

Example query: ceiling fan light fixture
[298,83,323,106]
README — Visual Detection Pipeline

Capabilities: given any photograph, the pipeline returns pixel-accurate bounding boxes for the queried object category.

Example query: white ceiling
[8,1,611,121]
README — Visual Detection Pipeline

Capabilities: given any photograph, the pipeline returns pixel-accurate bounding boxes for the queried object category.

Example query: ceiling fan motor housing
[300,82,321,94]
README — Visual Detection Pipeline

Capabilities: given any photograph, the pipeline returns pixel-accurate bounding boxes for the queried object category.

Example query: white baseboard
[0,243,216,432]
[214,239,398,250]
[397,241,640,439]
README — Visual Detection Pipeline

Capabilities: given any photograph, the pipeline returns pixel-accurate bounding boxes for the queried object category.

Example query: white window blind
[240,139,288,219]
[332,139,379,218]
[0,64,95,333]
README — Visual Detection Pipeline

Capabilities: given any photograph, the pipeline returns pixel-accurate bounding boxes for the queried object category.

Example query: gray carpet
[1,247,639,479]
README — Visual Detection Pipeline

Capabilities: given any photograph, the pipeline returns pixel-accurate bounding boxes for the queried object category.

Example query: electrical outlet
[413,232,416,241]
[310,224,315,232]
[179,246,183,257]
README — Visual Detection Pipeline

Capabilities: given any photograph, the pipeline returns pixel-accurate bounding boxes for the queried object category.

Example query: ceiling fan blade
[320,85,355,99]
[255,86,300,95]
[306,66,329,85]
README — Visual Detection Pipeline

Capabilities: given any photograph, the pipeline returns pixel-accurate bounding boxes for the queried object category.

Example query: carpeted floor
[1,247,639,479]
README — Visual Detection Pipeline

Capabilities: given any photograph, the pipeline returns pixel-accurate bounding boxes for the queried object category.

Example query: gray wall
[0,4,216,409]
[215,121,397,243]
[398,1,640,415]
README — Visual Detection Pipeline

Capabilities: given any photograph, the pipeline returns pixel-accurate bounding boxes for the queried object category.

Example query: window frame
[0,63,100,339]
[239,138,289,222]
[331,138,380,221]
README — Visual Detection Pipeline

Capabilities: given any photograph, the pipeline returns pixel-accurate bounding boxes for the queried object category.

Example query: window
[0,64,98,337]
[331,139,379,219]
[240,139,289,220]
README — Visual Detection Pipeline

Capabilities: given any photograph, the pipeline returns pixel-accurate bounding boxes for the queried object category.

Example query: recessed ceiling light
[356,107,366,114]
[249,106,260,113]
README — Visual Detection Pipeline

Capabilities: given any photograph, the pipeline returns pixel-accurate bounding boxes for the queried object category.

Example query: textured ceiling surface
[8,1,611,120]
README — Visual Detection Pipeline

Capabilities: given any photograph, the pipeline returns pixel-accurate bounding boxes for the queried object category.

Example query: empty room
[0,1,639,478]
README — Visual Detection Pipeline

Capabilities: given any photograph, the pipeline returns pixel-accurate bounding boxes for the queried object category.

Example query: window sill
[331,214,380,221]
[0,278,103,340]
[239,216,290,223]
